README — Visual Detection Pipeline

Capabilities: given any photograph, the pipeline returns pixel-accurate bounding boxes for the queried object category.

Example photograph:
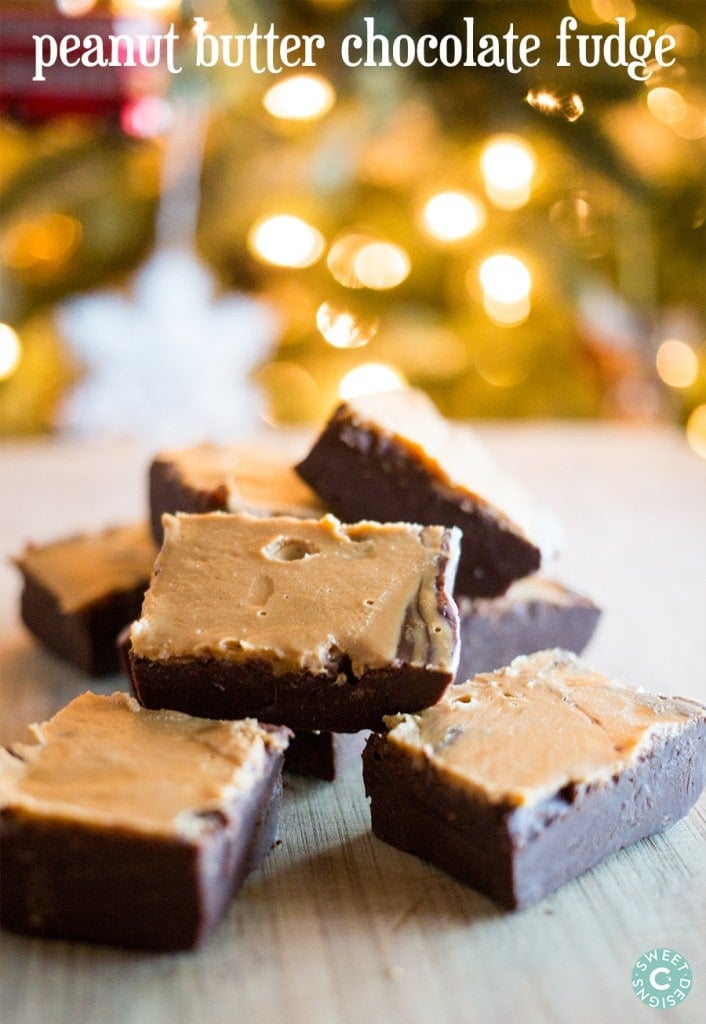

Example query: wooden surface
[1,423,705,1024]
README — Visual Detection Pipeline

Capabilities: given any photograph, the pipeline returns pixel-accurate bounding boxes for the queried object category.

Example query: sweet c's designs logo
[632,948,693,1009]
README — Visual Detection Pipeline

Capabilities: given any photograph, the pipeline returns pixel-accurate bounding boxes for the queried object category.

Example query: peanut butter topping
[340,390,548,549]
[130,512,460,677]
[0,693,288,837]
[384,650,706,807]
[15,523,156,614]
[158,443,324,518]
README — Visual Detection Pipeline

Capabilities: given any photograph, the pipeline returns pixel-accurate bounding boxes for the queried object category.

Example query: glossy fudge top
[15,523,156,614]
[155,443,324,518]
[382,649,706,808]
[0,692,289,837]
[329,389,549,550]
[130,512,460,678]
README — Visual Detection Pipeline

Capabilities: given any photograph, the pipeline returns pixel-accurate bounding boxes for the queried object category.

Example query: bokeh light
[327,232,377,288]
[57,0,98,14]
[655,340,699,388]
[353,242,410,290]
[478,254,532,327]
[339,363,405,400]
[686,405,706,459]
[316,302,379,349]
[420,191,486,242]
[248,215,325,268]
[481,136,536,210]
[263,75,336,121]
[526,89,584,122]
[0,324,22,381]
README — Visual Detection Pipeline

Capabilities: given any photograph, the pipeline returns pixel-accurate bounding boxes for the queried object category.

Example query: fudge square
[0,692,291,950]
[363,649,706,909]
[128,511,461,733]
[14,523,156,676]
[295,388,548,597]
[149,442,325,544]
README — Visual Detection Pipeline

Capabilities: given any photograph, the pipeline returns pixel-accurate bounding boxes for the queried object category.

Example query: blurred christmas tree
[0,0,704,451]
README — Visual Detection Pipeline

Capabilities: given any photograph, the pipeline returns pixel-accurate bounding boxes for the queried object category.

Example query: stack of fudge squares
[4,388,706,950]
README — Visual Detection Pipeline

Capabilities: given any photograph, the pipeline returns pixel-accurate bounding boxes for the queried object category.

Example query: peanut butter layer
[130,512,460,677]
[156,443,324,517]
[383,649,706,807]
[337,389,549,549]
[15,523,156,614]
[0,692,289,837]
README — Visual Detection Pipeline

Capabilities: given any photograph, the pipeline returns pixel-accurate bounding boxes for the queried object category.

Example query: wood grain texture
[1,425,705,1024]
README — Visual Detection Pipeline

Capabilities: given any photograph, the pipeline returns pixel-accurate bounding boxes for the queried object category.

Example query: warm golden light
[111,0,181,13]
[248,215,325,268]
[479,254,532,303]
[420,191,486,242]
[339,363,406,400]
[316,302,379,349]
[647,88,688,126]
[263,74,336,121]
[481,136,536,210]
[327,232,376,288]
[353,242,410,290]
[57,0,98,14]
[686,405,706,459]
[526,89,584,122]
[655,340,699,389]
[2,213,81,273]
[478,254,532,327]
[0,323,22,381]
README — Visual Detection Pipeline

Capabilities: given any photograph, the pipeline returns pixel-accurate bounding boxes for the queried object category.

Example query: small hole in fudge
[364,598,375,606]
[454,693,472,704]
[257,610,267,617]
[262,537,319,562]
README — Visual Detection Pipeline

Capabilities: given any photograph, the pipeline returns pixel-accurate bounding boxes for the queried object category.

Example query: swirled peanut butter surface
[384,649,706,807]
[15,523,156,614]
[0,692,288,837]
[159,444,324,517]
[130,512,459,677]
[340,390,549,549]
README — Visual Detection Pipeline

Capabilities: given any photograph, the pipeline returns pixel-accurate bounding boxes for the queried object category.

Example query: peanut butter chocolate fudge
[285,730,370,781]
[15,523,157,675]
[457,577,600,680]
[0,692,290,950]
[295,389,546,597]
[149,442,325,544]
[128,512,460,732]
[363,650,706,909]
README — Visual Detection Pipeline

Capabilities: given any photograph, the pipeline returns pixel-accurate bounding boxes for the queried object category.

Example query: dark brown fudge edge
[362,716,706,909]
[456,584,601,681]
[19,570,149,676]
[149,456,230,545]
[295,404,541,597]
[127,652,454,734]
[0,727,289,950]
[284,730,369,781]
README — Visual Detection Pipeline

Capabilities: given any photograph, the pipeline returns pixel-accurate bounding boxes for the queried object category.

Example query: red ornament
[0,6,167,125]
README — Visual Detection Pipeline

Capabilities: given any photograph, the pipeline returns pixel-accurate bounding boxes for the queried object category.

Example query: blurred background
[0,0,704,454]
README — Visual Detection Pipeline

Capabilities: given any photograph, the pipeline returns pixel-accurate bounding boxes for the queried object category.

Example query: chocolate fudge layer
[295,389,547,597]
[363,649,706,909]
[0,692,290,950]
[128,512,460,732]
[15,523,157,675]
[150,443,325,544]
[285,730,370,781]
[457,577,600,681]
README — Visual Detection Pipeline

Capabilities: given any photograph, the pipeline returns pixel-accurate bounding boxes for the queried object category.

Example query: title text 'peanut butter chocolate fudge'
[14,523,157,675]
[0,692,291,950]
[363,650,706,909]
[457,577,601,680]
[149,442,325,544]
[128,512,460,732]
[295,389,548,597]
